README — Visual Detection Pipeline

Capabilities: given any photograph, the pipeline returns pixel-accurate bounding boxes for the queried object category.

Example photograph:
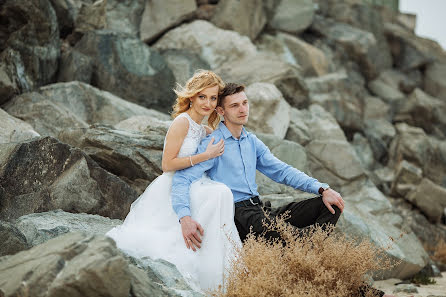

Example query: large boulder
[390,160,423,198]
[388,123,446,188]
[424,62,446,101]
[160,49,211,86]
[285,108,312,146]
[255,133,309,196]
[394,88,445,135]
[0,136,138,221]
[58,124,165,194]
[57,47,94,83]
[265,0,315,34]
[244,83,290,139]
[0,221,29,257]
[211,0,266,40]
[301,106,365,188]
[14,210,122,248]
[257,32,330,77]
[405,178,446,223]
[311,16,384,80]
[217,53,309,108]
[315,1,393,72]
[140,0,196,43]
[0,108,40,144]
[50,0,145,37]
[363,119,396,163]
[0,232,201,297]
[3,82,169,138]
[154,20,257,69]
[384,22,446,71]
[305,71,364,131]
[338,204,429,280]
[74,30,175,112]
[0,0,60,103]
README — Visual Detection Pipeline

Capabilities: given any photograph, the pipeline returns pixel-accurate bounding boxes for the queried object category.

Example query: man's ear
[216,106,224,116]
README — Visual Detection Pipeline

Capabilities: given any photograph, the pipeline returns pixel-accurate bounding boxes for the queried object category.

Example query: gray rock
[425,62,446,101]
[384,22,446,70]
[257,32,330,77]
[3,81,169,138]
[315,1,393,74]
[351,133,374,171]
[114,116,171,135]
[0,108,40,144]
[255,133,309,196]
[0,221,29,257]
[388,123,446,188]
[338,206,429,280]
[57,47,94,83]
[58,124,165,194]
[311,17,384,80]
[154,20,258,70]
[266,0,315,34]
[306,139,365,189]
[14,210,122,248]
[74,30,176,112]
[390,160,423,197]
[0,136,138,221]
[245,83,290,139]
[306,71,364,131]
[160,49,211,86]
[406,178,446,223]
[285,108,311,146]
[50,0,145,37]
[0,0,60,102]
[211,0,266,40]
[363,95,392,122]
[363,119,396,162]
[140,0,196,43]
[394,88,445,134]
[0,232,196,297]
[368,74,406,114]
[217,53,309,109]
[393,284,418,293]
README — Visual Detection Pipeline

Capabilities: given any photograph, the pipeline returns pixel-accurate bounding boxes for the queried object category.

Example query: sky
[399,0,446,50]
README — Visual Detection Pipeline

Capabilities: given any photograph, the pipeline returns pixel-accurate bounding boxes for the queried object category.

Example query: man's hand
[180,216,204,252]
[321,188,345,214]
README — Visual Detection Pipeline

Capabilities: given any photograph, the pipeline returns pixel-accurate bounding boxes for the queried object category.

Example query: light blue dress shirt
[171,122,324,219]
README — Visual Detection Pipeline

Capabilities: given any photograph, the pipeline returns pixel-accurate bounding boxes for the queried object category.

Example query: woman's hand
[205,137,224,159]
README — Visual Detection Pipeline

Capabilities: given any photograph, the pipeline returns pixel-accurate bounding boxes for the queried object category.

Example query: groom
[171,83,344,249]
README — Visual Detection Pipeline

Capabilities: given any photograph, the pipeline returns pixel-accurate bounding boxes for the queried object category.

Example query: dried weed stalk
[211,214,395,297]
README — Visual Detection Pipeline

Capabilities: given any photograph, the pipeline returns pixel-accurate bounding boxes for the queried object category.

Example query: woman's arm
[162,118,224,172]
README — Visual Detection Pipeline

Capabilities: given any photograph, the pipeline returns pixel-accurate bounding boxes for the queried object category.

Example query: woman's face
[190,85,219,116]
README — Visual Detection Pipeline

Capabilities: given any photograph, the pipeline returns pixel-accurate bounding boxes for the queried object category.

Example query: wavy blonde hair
[172,70,225,130]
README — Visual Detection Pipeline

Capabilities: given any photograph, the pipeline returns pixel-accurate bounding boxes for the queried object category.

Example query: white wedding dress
[106,112,241,291]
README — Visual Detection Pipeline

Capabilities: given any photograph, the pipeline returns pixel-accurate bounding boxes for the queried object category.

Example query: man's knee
[329,205,342,225]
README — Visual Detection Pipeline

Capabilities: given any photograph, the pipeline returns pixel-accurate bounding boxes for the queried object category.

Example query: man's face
[217,91,249,126]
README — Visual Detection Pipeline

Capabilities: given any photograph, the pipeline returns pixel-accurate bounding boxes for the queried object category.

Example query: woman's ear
[216,106,224,116]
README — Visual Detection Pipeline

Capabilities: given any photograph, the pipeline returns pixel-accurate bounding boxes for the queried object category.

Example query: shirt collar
[219,122,248,140]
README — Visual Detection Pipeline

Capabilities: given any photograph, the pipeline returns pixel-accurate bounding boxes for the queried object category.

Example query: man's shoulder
[200,128,225,145]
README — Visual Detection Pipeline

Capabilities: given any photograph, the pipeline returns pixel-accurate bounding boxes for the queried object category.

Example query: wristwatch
[318,183,330,195]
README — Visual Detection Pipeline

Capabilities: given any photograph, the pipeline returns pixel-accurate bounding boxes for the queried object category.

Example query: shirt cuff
[176,207,191,220]
[310,181,324,195]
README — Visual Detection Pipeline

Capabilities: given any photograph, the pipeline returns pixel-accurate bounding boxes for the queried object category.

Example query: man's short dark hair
[218,83,245,107]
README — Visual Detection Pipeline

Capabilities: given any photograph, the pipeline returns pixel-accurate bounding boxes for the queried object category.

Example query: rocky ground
[1,0,446,296]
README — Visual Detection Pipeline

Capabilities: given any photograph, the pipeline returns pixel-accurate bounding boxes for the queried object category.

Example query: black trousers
[234,196,341,242]
[234,196,384,297]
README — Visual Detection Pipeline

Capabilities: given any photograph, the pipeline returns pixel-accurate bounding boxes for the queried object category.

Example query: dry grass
[210,215,395,297]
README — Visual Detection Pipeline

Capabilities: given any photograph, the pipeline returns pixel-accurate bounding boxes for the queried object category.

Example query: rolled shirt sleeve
[254,136,323,195]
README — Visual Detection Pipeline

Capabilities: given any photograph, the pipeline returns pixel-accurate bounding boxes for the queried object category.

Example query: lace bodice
[164,112,206,158]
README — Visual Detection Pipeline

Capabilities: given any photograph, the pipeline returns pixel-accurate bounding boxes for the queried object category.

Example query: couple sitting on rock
[107,70,393,297]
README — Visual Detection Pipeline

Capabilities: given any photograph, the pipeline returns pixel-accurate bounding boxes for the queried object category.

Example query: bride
[106,70,242,291]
